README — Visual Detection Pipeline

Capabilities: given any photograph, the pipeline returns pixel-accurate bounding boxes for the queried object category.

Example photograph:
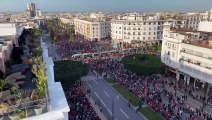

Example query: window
[133,32,135,35]
[168,51,170,55]
[143,32,146,35]
[137,37,140,40]
[138,28,140,30]
[148,37,150,40]
[172,52,175,57]
[149,32,151,35]
[138,32,141,35]
[143,22,146,25]
[154,32,156,35]
[149,28,151,30]
[143,37,145,40]
[149,22,151,25]
[119,27,121,29]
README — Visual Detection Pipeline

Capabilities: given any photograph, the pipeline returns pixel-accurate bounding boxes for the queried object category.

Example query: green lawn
[106,78,116,84]
[140,107,164,120]
[108,81,164,120]
[122,54,165,75]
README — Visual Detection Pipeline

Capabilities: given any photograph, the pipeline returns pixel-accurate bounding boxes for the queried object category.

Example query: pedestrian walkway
[164,78,212,113]
[85,94,107,120]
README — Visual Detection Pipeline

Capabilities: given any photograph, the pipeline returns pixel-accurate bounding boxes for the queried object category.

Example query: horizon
[0,0,212,13]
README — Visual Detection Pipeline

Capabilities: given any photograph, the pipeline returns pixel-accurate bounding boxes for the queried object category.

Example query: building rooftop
[171,27,212,36]
[75,17,110,22]
[182,40,212,49]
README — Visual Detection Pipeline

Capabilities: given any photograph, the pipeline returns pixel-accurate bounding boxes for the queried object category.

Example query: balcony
[180,50,212,64]
[179,60,212,84]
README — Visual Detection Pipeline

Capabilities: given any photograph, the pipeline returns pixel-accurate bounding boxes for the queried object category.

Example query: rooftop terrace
[182,40,212,49]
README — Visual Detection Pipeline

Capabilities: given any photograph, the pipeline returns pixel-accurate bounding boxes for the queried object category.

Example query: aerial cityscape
[0,0,212,120]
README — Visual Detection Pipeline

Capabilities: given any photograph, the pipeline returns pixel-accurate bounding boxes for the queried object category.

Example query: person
[128,101,131,107]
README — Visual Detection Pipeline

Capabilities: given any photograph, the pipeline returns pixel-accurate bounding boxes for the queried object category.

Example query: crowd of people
[64,81,100,120]
[53,26,212,120]
[55,33,114,60]
[88,58,212,120]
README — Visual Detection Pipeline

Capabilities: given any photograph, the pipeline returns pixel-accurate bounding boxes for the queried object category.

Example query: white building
[183,13,204,30]
[60,18,74,26]
[90,12,106,19]
[198,21,212,32]
[204,9,212,21]
[161,23,212,92]
[183,9,212,30]
[36,9,42,17]
[0,23,22,73]
[111,14,183,44]
[74,18,111,41]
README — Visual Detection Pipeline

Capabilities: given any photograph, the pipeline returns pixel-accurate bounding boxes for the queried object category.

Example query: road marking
[104,91,110,97]
[120,108,129,119]
[87,83,92,88]
[100,99,106,107]
[107,108,112,115]
[94,80,99,84]
[95,92,99,98]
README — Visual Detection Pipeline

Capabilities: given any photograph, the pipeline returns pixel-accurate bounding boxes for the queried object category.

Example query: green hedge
[122,54,165,75]
[54,60,89,86]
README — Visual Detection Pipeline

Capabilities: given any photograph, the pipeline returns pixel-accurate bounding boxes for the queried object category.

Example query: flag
[143,80,146,98]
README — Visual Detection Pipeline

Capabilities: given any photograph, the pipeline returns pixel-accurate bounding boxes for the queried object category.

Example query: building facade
[161,23,212,93]
[26,3,36,18]
[183,13,204,30]
[74,18,111,41]
[111,14,183,44]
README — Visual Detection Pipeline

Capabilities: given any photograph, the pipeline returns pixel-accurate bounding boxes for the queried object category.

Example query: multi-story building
[111,14,183,44]
[183,13,204,30]
[204,9,212,21]
[161,22,212,93]
[74,18,111,41]
[183,9,212,30]
[26,3,36,18]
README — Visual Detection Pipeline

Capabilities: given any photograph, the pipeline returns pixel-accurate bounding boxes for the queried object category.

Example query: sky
[0,0,212,12]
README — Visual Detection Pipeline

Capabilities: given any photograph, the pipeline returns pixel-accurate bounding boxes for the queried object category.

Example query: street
[82,72,145,120]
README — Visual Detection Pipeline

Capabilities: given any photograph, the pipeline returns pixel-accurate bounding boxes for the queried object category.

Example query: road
[82,72,145,120]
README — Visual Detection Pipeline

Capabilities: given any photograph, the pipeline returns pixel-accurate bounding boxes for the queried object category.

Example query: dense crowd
[64,81,100,120]
[55,33,114,60]
[53,26,212,120]
[88,58,212,120]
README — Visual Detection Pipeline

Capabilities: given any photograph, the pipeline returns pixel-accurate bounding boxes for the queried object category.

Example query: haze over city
[0,0,212,12]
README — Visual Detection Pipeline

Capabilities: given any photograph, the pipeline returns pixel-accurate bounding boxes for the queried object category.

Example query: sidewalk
[164,79,212,115]
[85,94,107,120]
